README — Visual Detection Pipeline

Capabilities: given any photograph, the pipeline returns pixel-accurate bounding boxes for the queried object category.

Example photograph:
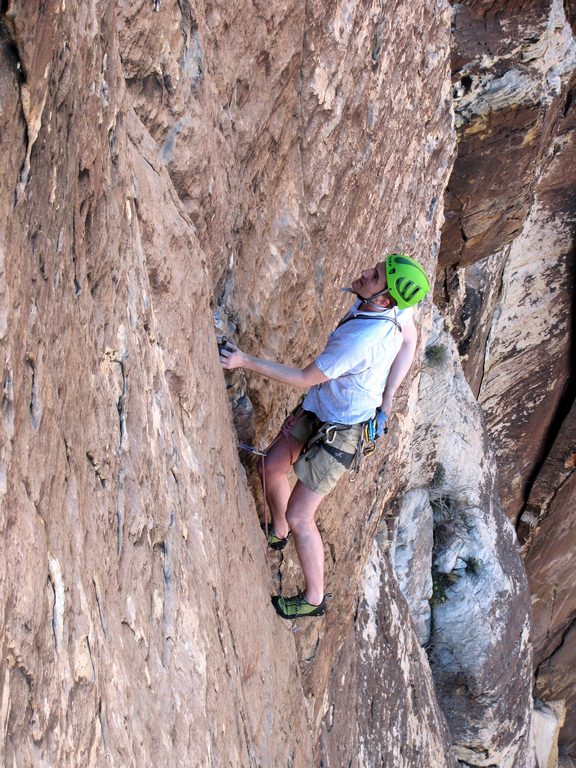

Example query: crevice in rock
[515,242,576,531]
[371,25,383,67]
[2,368,14,439]
[71,207,81,296]
[547,584,560,644]
[304,636,320,663]
[47,557,65,655]
[535,614,576,680]
[521,467,574,548]
[0,13,26,84]
[155,540,174,669]
[97,697,109,751]
[116,469,126,557]
[86,451,107,489]
[116,353,128,451]
[176,1,202,87]
[26,355,42,432]
[93,577,109,639]
[563,84,574,117]
[476,246,508,397]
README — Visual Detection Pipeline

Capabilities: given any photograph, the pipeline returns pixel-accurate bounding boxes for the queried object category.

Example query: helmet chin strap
[341,286,391,310]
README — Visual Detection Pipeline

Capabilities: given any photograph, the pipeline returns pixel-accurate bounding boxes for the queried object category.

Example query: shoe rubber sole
[261,522,289,550]
[271,595,327,619]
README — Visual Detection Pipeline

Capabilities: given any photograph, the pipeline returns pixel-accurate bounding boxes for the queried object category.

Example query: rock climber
[219,254,430,619]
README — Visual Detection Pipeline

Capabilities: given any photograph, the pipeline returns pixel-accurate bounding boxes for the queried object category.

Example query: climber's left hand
[375,408,389,438]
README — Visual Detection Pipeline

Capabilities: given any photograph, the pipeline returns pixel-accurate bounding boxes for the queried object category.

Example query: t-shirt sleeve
[397,307,414,328]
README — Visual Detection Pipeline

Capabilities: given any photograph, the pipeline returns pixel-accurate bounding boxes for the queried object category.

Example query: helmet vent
[400,280,419,299]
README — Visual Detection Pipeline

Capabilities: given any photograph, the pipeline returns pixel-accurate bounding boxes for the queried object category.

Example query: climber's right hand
[219,341,244,370]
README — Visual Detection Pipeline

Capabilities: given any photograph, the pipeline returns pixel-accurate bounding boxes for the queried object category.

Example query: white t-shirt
[302,302,413,424]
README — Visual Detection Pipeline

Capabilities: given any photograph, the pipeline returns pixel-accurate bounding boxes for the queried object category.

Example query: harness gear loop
[302,420,352,465]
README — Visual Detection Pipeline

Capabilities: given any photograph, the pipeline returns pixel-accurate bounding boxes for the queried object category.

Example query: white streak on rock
[361,539,384,647]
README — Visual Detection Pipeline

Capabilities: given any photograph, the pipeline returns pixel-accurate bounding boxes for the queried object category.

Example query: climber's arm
[219,343,328,389]
[380,317,418,416]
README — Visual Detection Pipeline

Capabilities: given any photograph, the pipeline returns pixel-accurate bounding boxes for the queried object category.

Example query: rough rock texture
[0,4,313,765]
[438,0,576,498]
[394,312,534,767]
[0,0,540,766]
[317,541,457,768]
[437,0,576,756]
[526,419,576,757]
[441,0,576,277]
[437,0,576,511]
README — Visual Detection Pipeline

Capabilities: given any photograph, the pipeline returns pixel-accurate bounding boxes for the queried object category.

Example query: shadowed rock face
[442,0,572,270]
[0,0,541,766]
[440,0,576,402]
[437,0,576,757]
[525,400,576,755]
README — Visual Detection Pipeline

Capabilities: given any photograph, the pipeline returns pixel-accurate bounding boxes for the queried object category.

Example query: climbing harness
[300,407,388,479]
[303,421,357,469]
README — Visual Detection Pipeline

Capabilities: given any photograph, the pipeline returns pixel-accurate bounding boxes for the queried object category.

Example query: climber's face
[351,262,388,300]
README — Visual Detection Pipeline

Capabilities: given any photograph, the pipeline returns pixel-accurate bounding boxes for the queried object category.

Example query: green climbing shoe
[261,522,289,551]
[271,593,327,619]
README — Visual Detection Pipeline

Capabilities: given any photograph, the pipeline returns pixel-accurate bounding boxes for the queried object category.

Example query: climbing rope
[238,443,271,545]
[239,405,307,545]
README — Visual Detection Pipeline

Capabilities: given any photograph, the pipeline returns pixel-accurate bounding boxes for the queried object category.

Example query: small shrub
[465,557,482,575]
[431,574,448,605]
[425,344,448,366]
[431,496,452,525]
[431,462,446,488]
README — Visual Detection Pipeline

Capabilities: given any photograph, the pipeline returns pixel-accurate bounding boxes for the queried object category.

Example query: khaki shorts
[283,407,363,496]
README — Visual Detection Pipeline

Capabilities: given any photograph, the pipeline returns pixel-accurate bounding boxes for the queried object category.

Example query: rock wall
[317,542,457,767]
[438,0,576,758]
[395,311,534,767]
[0,3,313,765]
[0,1,540,766]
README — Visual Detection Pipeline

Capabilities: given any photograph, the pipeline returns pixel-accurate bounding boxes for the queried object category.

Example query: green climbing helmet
[385,253,430,309]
